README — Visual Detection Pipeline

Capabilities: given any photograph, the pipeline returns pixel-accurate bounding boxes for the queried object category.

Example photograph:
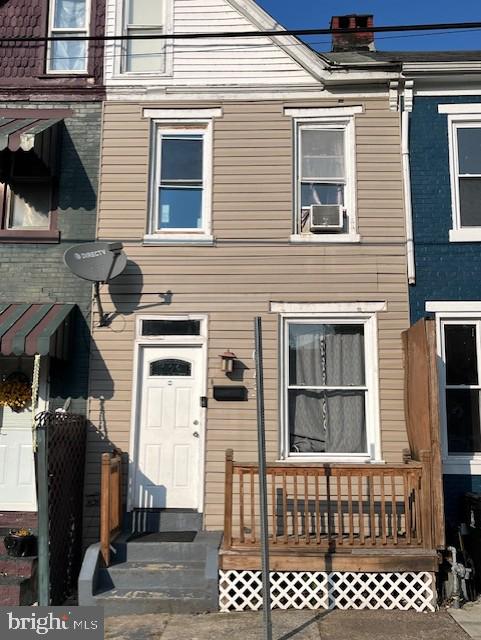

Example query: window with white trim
[123,0,165,73]
[148,123,212,239]
[294,118,357,240]
[441,319,481,454]
[47,0,90,73]
[282,313,379,460]
[450,120,481,230]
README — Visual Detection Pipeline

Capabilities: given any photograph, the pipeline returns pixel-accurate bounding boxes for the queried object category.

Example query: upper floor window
[450,121,481,235]
[143,110,220,245]
[123,0,165,73]
[155,130,204,231]
[439,105,481,242]
[287,115,359,244]
[47,0,90,73]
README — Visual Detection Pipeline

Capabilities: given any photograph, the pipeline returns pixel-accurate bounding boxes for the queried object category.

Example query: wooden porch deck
[220,449,442,573]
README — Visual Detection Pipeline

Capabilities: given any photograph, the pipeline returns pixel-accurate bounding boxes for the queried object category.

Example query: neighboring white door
[0,405,37,511]
[134,345,204,509]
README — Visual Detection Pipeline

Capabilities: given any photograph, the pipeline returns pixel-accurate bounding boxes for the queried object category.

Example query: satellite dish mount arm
[94,281,109,327]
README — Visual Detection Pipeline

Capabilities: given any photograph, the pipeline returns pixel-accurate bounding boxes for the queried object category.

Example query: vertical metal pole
[36,417,50,605]
[254,317,273,640]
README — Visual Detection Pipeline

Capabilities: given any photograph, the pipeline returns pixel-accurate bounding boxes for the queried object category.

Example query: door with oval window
[134,346,204,509]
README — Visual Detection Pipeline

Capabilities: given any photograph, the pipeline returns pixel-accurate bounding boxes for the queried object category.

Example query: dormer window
[47,0,90,73]
[123,0,165,73]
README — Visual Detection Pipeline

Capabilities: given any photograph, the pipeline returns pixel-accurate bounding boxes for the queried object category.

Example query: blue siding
[409,96,481,323]
[409,96,481,518]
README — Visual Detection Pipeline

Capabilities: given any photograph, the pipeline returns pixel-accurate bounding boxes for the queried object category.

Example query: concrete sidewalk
[105,609,470,640]
[449,600,481,640]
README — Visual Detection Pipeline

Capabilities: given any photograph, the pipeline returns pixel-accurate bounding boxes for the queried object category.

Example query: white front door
[0,405,37,511]
[134,345,204,509]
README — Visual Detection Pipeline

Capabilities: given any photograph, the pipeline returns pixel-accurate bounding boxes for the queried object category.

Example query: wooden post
[419,450,434,550]
[224,449,234,549]
[100,453,111,566]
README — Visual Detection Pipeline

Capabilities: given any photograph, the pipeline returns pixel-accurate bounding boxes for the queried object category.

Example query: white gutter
[401,109,416,284]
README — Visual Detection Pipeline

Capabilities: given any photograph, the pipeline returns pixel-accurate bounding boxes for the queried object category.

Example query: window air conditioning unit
[309,204,344,232]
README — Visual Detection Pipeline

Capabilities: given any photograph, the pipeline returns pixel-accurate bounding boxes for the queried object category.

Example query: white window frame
[278,309,381,463]
[122,0,166,75]
[47,0,91,74]
[144,109,222,245]
[430,304,481,473]
[115,0,173,77]
[285,106,361,244]
[442,108,481,242]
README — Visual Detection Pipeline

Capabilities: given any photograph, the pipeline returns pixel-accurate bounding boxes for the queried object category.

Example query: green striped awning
[0,304,76,358]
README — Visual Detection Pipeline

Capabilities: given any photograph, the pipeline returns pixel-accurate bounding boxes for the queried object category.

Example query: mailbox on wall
[213,386,248,402]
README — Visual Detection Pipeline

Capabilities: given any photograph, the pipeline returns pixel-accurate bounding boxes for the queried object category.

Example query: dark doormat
[127,531,197,543]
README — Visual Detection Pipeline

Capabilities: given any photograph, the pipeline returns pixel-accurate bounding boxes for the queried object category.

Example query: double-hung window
[441,320,481,456]
[281,310,380,461]
[47,0,90,73]
[440,105,481,241]
[147,121,214,242]
[451,122,481,229]
[285,106,360,242]
[144,108,221,243]
[123,0,164,73]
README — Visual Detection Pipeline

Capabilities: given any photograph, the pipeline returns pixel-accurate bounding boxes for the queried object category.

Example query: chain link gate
[35,411,87,605]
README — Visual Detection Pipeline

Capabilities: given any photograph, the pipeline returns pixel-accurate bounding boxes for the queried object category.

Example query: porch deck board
[219,546,439,572]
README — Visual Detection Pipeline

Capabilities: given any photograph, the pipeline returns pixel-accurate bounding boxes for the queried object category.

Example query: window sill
[289,233,361,244]
[443,456,481,474]
[449,228,481,242]
[39,73,91,79]
[143,234,214,246]
[0,230,60,243]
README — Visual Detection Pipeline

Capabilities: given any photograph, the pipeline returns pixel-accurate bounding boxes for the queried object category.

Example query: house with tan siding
[79,3,443,614]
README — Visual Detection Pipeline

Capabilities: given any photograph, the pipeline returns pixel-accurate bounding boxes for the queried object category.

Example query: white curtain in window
[54,0,86,29]
[301,129,344,179]
[289,325,366,454]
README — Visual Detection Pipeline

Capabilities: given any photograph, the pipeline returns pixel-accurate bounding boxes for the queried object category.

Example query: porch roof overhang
[0,108,73,152]
[0,303,76,358]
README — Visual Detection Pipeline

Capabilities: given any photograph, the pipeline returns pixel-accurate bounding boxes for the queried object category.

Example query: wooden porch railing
[100,451,122,567]
[224,449,435,551]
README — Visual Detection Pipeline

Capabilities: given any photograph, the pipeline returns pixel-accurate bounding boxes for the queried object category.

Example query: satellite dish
[64,241,127,283]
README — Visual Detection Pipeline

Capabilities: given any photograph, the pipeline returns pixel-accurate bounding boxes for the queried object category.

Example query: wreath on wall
[0,372,32,412]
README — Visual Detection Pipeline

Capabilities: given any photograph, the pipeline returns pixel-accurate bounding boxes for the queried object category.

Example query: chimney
[330,14,375,52]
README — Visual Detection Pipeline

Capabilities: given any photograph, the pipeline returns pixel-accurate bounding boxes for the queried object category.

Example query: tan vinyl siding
[85,98,409,542]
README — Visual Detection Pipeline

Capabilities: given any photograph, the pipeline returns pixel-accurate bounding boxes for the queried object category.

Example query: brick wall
[409,95,481,519]
[0,100,102,414]
[409,95,481,323]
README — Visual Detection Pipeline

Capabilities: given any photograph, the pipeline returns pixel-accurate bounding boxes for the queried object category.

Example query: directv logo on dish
[74,249,107,260]
[1,607,104,638]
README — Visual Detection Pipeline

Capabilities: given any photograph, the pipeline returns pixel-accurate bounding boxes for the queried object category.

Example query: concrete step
[98,560,207,590]
[94,586,218,615]
[0,555,37,578]
[129,509,203,533]
[0,576,36,606]
[114,531,222,564]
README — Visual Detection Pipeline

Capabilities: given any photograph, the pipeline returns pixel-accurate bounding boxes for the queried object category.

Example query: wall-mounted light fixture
[219,350,236,374]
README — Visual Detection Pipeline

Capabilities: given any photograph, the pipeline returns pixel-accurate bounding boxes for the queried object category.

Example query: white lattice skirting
[219,571,436,612]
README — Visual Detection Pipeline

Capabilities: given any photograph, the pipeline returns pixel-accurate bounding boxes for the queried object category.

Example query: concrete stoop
[79,510,222,615]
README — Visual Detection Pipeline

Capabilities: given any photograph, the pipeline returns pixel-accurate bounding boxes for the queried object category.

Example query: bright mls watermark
[0,607,103,639]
